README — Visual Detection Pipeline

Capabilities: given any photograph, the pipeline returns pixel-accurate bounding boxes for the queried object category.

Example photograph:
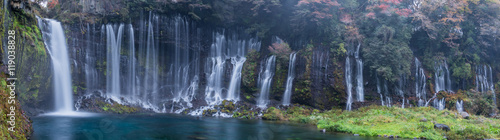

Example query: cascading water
[415,58,427,107]
[205,33,226,105]
[84,24,100,94]
[345,57,353,110]
[38,18,74,113]
[354,43,364,102]
[257,55,276,108]
[376,72,384,106]
[142,13,159,106]
[127,24,137,97]
[476,65,496,107]
[397,74,406,108]
[205,32,261,105]
[75,13,263,115]
[226,35,260,101]
[433,98,445,110]
[434,60,452,92]
[384,80,392,107]
[160,15,197,113]
[456,100,463,113]
[106,24,124,100]
[283,52,297,106]
[345,43,364,110]
[312,49,329,87]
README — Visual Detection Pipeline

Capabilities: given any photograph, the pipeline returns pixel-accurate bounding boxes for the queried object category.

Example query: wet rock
[434,123,450,131]
[460,112,470,119]
[388,135,394,138]
[420,118,428,122]
[320,129,326,133]
[353,134,359,136]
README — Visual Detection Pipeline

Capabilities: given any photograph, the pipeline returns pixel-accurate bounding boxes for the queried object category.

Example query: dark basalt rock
[434,123,450,131]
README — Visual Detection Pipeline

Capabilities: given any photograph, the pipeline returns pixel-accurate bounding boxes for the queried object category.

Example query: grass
[264,105,500,140]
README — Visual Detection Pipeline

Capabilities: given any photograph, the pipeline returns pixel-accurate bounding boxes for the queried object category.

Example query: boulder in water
[353,134,359,136]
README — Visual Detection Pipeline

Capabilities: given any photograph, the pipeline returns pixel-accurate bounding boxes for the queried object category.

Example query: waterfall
[127,24,137,97]
[433,98,445,110]
[376,72,384,106]
[312,49,329,88]
[283,52,297,106]
[434,60,452,92]
[456,100,463,113]
[384,80,391,107]
[106,24,124,99]
[205,33,226,105]
[205,32,261,105]
[397,74,406,108]
[166,16,199,112]
[345,57,353,110]
[85,24,100,94]
[75,13,265,114]
[355,43,364,101]
[476,65,496,107]
[38,18,74,113]
[415,58,427,106]
[227,57,246,102]
[257,55,276,108]
[143,14,159,104]
[345,43,364,110]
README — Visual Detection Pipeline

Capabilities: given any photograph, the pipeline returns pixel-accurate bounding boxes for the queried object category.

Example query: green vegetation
[263,105,500,140]
[241,50,260,102]
[0,73,33,139]
[95,100,139,114]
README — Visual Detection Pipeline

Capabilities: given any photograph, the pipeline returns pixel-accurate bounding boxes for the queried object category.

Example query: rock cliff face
[4,0,499,117]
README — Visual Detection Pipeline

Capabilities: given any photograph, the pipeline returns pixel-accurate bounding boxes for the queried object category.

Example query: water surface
[32,114,381,140]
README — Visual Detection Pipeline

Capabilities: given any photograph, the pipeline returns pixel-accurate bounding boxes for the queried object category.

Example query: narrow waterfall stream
[257,55,276,108]
[415,58,426,107]
[105,24,124,99]
[283,52,297,106]
[434,60,452,92]
[346,43,364,110]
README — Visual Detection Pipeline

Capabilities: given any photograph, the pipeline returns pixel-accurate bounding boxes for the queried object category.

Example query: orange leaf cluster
[47,0,58,9]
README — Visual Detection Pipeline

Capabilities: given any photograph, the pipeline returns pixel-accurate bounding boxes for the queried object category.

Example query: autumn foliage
[268,42,291,56]
[47,0,59,9]
[365,0,412,18]
[296,0,341,23]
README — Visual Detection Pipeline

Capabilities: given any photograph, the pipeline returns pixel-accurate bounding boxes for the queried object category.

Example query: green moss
[0,74,33,139]
[96,100,139,114]
[102,106,109,111]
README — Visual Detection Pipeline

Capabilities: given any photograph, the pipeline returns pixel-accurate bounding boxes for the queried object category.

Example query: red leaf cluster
[47,0,58,9]
[365,12,376,19]
[395,8,412,17]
